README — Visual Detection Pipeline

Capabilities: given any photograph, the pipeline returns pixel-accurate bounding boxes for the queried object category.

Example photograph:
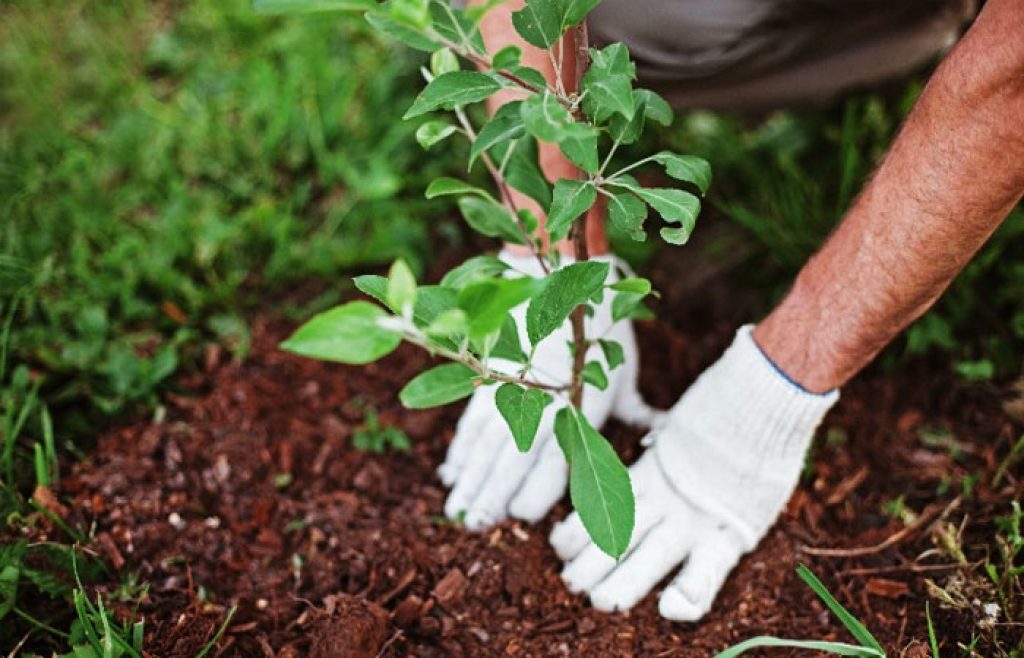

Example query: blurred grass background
[2,0,1022,483]
[1,0,1023,647]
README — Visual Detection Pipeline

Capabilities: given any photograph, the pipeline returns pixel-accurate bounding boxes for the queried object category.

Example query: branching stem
[401,327,568,393]
[451,106,550,275]
[567,22,591,409]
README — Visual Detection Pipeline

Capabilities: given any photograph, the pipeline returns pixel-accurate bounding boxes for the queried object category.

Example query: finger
[443,416,506,522]
[438,392,495,486]
[549,511,589,561]
[559,501,663,594]
[658,525,745,622]
[508,436,568,522]
[588,516,697,613]
[463,432,545,531]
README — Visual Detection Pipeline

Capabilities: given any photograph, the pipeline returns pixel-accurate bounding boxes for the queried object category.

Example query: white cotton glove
[438,250,664,531]
[550,325,838,621]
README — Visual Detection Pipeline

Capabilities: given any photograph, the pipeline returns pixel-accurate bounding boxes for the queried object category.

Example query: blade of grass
[926,602,940,657]
[714,637,884,658]
[195,605,237,658]
[797,564,886,655]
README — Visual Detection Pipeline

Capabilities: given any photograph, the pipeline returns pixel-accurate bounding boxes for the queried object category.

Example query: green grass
[2,0,1022,651]
[1,0,463,435]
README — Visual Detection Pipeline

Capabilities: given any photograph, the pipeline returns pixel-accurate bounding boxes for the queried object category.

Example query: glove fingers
[443,416,506,522]
[549,510,589,561]
[462,433,545,531]
[588,516,698,613]
[438,393,495,486]
[508,437,567,523]
[658,524,745,622]
[559,499,664,594]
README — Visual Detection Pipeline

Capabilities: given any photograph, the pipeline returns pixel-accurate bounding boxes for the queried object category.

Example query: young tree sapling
[262,0,711,558]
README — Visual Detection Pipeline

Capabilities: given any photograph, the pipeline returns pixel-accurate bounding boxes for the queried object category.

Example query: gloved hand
[438,250,664,530]
[550,325,838,621]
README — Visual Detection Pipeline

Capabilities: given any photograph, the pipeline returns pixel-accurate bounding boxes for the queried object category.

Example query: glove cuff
[653,324,838,548]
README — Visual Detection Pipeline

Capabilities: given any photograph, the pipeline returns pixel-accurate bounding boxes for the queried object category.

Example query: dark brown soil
[47,249,1024,656]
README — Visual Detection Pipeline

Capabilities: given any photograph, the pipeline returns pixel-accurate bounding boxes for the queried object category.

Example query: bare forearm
[755,0,1024,392]
[474,0,607,255]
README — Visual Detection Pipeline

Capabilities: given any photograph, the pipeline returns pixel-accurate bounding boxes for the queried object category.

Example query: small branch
[451,107,550,275]
[433,34,574,110]
[801,497,960,558]
[567,22,592,409]
[401,328,567,393]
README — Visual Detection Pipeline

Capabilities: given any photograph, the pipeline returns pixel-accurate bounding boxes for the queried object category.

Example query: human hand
[438,250,664,530]
[550,325,838,621]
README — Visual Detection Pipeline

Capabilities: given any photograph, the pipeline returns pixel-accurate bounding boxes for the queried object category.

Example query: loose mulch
[40,248,1024,656]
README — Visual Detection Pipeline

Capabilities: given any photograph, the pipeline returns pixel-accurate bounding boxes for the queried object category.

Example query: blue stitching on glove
[749,332,837,399]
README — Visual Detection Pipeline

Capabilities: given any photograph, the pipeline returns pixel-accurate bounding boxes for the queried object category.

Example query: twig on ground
[801,497,961,558]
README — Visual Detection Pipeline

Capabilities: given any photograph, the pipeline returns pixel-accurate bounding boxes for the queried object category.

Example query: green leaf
[660,226,692,245]
[415,120,459,149]
[492,45,522,69]
[518,208,540,233]
[281,301,401,365]
[651,152,712,195]
[430,47,460,75]
[495,384,552,451]
[0,564,18,621]
[546,180,596,242]
[471,102,526,167]
[611,291,653,322]
[425,309,468,338]
[554,408,635,558]
[796,565,886,655]
[426,177,494,201]
[598,339,624,370]
[391,0,431,29]
[559,0,601,26]
[492,313,529,363]
[581,361,608,391]
[365,12,439,51]
[386,259,417,315]
[582,43,636,122]
[640,89,673,125]
[440,255,511,289]
[510,0,562,49]
[457,196,525,244]
[634,187,700,227]
[520,92,595,145]
[429,0,486,52]
[254,0,376,13]
[494,138,551,211]
[559,132,599,174]
[413,286,459,327]
[582,74,634,122]
[465,0,510,22]
[609,277,651,295]
[400,363,479,409]
[404,71,502,119]
[354,276,457,329]
[459,276,542,338]
[605,190,647,240]
[608,88,672,145]
[713,637,884,658]
[526,260,609,344]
